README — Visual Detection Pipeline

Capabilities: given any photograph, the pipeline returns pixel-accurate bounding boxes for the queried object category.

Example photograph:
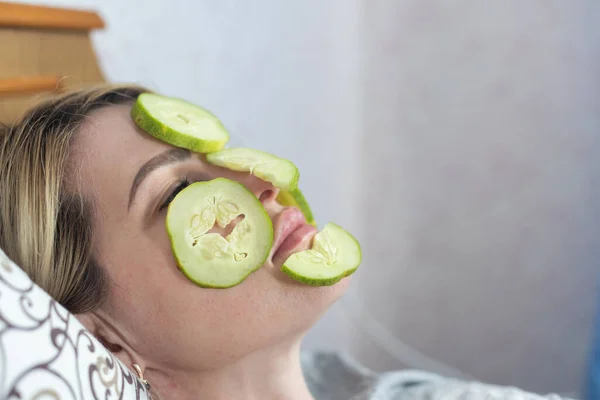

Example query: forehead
[69,104,172,203]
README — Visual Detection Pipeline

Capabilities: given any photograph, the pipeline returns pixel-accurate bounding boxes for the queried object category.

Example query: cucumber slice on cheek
[282,223,361,286]
[166,178,273,288]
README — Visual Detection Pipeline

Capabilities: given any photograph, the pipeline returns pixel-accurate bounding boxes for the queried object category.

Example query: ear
[75,312,142,369]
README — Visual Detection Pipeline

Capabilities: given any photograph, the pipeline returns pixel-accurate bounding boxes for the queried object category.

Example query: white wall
[354,1,600,397]
[13,0,600,396]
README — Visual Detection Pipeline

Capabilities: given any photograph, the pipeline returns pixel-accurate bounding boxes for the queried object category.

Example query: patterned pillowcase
[0,248,150,399]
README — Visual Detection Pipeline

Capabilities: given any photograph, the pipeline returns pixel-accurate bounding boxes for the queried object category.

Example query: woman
[0,85,569,399]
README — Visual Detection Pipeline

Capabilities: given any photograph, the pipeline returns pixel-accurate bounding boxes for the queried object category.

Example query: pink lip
[270,208,317,265]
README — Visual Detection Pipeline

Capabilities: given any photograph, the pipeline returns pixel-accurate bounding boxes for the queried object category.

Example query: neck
[146,337,314,400]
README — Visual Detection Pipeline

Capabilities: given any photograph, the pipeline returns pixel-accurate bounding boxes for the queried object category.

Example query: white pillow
[0,248,150,399]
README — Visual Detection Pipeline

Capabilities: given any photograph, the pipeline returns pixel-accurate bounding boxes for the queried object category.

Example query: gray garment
[301,352,571,400]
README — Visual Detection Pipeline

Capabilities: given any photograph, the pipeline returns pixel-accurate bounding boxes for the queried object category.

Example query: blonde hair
[0,84,149,314]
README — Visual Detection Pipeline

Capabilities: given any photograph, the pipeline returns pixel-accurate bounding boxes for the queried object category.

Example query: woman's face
[72,104,350,370]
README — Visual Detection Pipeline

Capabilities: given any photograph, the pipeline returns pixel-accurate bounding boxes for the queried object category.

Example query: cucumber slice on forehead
[282,223,361,286]
[206,148,299,191]
[276,188,316,227]
[132,93,229,153]
[166,178,273,288]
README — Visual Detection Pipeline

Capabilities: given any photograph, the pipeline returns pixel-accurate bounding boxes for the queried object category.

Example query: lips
[270,207,317,266]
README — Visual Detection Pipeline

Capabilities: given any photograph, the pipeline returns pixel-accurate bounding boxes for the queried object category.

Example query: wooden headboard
[0,1,106,124]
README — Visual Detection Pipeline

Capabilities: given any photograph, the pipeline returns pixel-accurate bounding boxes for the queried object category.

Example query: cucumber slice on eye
[276,188,316,227]
[132,93,229,153]
[281,223,361,286]
[206,148,299,191]
[166,178,273,288]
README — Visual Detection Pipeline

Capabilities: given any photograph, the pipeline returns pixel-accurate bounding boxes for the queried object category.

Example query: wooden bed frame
[0,1,106,124]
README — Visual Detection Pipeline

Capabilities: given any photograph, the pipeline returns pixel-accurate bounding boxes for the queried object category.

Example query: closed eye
[159,179,191,211]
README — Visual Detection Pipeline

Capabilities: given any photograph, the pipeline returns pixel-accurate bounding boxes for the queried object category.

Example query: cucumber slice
[166,178,273,288]
[281,223,361,286]
[276,188,316,227]
[206,148,299,191]
[132,93,229,153]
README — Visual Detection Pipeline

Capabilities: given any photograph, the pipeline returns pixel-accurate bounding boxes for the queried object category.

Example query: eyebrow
[128,147,191,209]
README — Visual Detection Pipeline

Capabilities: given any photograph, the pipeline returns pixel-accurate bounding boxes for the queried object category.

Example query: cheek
[101,219,173,284]
[95,215,183,324]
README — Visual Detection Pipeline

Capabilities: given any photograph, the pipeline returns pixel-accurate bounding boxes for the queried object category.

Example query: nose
[241,174,280,211]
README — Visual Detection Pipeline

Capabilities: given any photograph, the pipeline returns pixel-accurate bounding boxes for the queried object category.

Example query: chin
[232,260,353,347]
[198,270,353,364]
[276,271,353,332]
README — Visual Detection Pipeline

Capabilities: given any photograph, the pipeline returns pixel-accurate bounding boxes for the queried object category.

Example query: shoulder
[301,350,377,399]
[301,351,443,399]
[301,351,572,400]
